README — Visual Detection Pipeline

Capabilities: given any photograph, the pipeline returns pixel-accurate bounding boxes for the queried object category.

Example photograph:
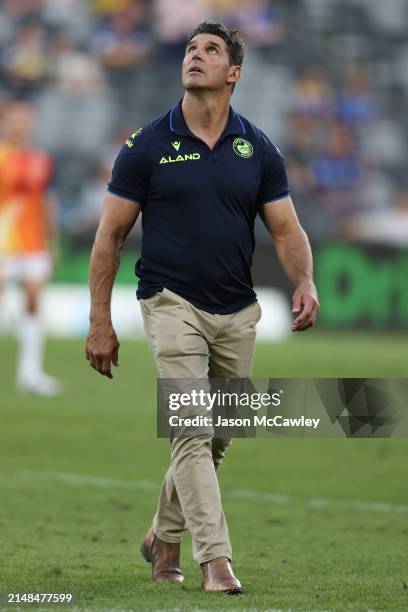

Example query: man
[0,101,61,396]
[86,22,319,594]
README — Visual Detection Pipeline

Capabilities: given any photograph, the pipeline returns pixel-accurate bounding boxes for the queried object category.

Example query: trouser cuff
[154,527,183,544]
[196,548,233,565]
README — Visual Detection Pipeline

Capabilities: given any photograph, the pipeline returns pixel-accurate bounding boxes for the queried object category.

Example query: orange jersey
[0,143,53,254]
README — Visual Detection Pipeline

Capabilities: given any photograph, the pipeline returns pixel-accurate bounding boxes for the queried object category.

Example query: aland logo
[160,153,200,164]
[233,138,253,158]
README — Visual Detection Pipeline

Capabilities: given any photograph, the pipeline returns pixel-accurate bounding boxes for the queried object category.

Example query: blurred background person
[210,0,284,48]
[1,23,49,97]
[343,189,408,245]
[0,101,61,395]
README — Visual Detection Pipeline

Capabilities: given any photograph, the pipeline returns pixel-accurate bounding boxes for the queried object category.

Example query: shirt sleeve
[107,130,150,205]
[256,133,290,207]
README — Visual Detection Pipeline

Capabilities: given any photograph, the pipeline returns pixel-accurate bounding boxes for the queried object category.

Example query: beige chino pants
[140,287,261,564]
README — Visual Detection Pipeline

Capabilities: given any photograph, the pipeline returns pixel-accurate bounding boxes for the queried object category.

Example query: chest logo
[160,153,200,164]
[172,141,181,151]
[233,138,253,158]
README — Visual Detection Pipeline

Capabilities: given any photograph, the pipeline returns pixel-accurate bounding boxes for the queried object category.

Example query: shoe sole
[203,588,243,595]
[140,542,152,563]
[224,588,243,595]
[202,585,243,595]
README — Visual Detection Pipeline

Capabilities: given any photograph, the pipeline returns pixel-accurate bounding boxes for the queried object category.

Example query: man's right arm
[86,192,141,378]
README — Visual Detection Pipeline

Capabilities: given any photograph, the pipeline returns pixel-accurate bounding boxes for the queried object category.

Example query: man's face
[1,103,34,144]
[182,33,240,93]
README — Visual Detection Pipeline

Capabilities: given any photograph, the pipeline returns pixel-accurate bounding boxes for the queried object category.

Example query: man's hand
[291,281,320,332]
[86,193,140,380]
[85,324,120,379]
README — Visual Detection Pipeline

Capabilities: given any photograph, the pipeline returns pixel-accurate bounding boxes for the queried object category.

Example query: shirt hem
[137,284,257,315]
[106,187,141,205]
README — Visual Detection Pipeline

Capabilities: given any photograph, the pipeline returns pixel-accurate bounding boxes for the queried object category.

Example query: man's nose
[191,47,203,61]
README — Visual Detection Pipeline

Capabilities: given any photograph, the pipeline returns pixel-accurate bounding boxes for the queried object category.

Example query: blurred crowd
[1,0,408,244]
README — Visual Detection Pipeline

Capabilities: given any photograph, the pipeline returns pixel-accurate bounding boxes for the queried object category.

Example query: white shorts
[0,251,52,283]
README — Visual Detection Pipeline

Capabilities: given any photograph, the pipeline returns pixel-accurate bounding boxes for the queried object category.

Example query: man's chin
[183,77,206,89]
[183,79,219,94]
[184,83,206,92]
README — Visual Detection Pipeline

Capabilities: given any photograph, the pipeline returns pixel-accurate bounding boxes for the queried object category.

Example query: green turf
[1,333,407,611]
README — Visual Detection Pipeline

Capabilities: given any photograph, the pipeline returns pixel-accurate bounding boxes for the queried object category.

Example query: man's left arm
[258,196,320,331]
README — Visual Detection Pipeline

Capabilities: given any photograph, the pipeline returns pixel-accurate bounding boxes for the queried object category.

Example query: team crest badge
[233,138,253,158]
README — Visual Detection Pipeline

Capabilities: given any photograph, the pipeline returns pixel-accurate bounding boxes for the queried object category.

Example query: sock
[16,312,44,385]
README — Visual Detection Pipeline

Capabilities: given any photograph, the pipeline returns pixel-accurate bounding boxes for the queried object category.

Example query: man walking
[86,22,319,593]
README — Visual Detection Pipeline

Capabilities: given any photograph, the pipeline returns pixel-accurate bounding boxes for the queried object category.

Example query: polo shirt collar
[169,99,246,140]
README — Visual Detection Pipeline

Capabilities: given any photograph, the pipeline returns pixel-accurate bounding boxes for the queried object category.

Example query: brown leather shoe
[201,556,242,594]
[140,527,184,582]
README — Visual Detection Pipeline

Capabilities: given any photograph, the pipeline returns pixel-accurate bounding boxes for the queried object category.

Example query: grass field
[1,332,408,611]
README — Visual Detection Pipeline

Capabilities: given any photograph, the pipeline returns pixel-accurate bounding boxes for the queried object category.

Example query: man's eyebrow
[186,39,223,50]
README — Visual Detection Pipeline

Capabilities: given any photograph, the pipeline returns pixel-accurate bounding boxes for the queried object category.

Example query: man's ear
[227,65,241,87]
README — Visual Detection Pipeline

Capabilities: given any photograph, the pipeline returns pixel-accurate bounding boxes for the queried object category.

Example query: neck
[182,91,231,138]
[3,136,28,148]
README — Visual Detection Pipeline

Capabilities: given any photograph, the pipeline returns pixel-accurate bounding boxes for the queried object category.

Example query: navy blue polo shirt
[107,100,290,314]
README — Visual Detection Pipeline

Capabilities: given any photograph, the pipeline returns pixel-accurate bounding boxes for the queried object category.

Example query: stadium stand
[0,0,407,243]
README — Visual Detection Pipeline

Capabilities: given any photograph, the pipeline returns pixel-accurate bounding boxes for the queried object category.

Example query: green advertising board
[53,239,408,329]
[316,244,408,328]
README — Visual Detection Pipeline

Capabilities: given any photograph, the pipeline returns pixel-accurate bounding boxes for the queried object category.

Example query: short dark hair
[187,22,245,68]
